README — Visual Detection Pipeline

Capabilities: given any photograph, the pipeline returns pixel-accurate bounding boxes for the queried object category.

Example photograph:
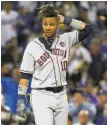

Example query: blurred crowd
[1,1,107,125]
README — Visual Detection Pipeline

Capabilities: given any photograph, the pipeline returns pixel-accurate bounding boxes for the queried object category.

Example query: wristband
[64,17,72,26]
[70,19,83,29]
[64,17,83,30]
[18,85,28,95]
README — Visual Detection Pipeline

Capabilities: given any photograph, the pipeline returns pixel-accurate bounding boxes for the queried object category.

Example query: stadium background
[1,1,107,125]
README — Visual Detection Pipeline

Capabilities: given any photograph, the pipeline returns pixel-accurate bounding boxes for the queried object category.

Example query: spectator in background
[55,2,64,15]
[17,6,34,49]
[64,1,78,18]
[1,65,20,114]
[95,1,107,12]
[1,38,20,65]
[88,2,97,23]
[68,44,92,76]
[101,32,107,60]
[103,119,107,125]
[94,4,107,35]
[1,1,20,48]
[1,63,12,77]
[31,6,43,36]
[96,1,107,31]
[68,92,96,123]
[88,36,106,84]
[81,78,99,106]
[94,92,107,124]
[96,103,107,125]
[73,110,95,125]
[67,44,92,87]
[18,1,38,13]
[77,4,90,24]
[98,92,107,108]
[99,70,107,93]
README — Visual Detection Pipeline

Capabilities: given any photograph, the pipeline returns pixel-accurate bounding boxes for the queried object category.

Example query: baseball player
[17,5,94,125]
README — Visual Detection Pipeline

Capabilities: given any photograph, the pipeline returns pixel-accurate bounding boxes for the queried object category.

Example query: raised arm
[58,15,94,42]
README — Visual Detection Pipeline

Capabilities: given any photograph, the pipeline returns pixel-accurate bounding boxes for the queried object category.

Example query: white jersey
[20,30,79,88]
[1,10,19,47]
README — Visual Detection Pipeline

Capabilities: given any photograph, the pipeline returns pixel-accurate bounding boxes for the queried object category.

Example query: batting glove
[17,95,26,118]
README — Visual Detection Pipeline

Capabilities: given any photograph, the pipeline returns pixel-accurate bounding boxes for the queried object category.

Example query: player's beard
[44,32,56,39]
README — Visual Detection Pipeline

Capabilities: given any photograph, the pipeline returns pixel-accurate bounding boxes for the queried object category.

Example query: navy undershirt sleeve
[20,72,32,79]
[79,25,94,42]
[64,17,94,42]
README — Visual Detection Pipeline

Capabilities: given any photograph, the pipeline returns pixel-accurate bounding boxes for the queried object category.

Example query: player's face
[42,17,58,38]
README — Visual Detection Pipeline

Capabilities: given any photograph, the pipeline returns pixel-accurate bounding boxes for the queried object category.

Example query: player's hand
[16,95,26,118]
[58,14,64,24]
[12,114,27,122]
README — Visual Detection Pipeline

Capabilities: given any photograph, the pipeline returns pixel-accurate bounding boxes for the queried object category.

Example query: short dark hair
[37,4,58,19]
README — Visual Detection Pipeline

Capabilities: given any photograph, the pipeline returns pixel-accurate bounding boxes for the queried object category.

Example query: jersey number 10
[61,61,67,71]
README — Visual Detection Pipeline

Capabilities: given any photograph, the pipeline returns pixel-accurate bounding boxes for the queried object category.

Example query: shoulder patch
[60,41,65,47]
